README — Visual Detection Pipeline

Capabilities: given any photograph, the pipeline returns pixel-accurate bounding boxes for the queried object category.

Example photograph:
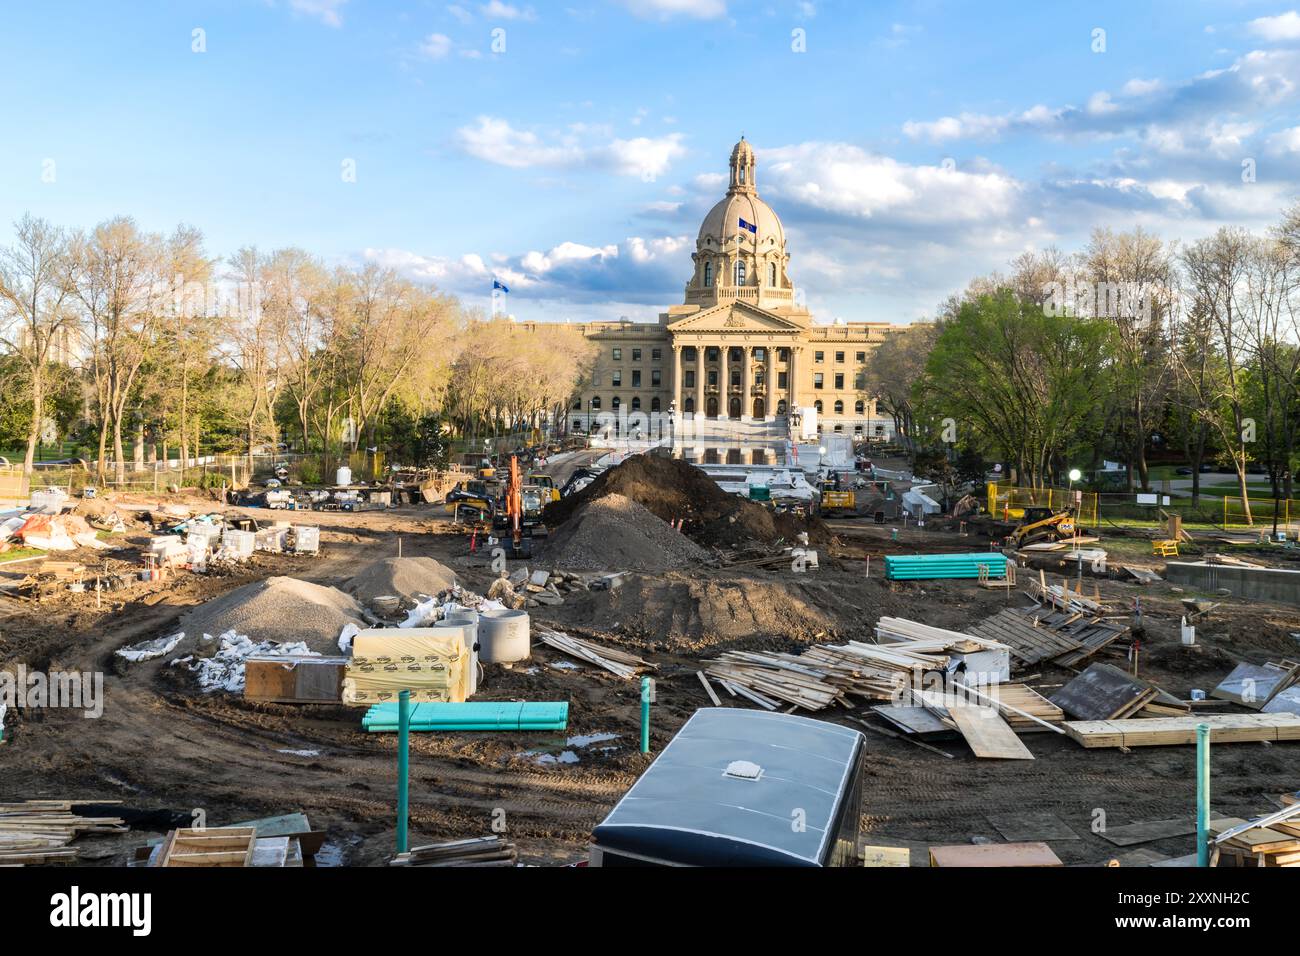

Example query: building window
[611,396,621,409]
[707,370,718,386]
[834,424,843,433]
[684,370,695,388]
[706,346,720,362]
[632,348,642,362]
[834,373,844,389]
[730,369,740,387]
[754,347,765,362]
[612,348,621,361]
[684,346,697,362]
[703,262,712,287]
[652,348,661,361]
[813,373,824,389]
[612,371,622,387]
[855,374,866,390]
[777,399,788,414]
[834,400,844,414]
[591,396,602,409]
[814,400,823,413]
[856,351,866,363]
[735,260,746,285]
[632,370,641,387]
[855,400,865,414]
[651,397,661,412]
[631,397,641,410]
[779,348,790,361]
[768,262,776,286]
[778,371,788,389]
[573,397,582,409]
[591,372,600,387]
[835,351,844,363]
[855,425,864,433]
[814,350,824,363]
[651,369,661,386]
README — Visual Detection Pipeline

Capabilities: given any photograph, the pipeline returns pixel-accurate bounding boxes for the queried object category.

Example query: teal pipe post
[1196,722,1210,867]
[397,689,411,854]
[640,677,651,753]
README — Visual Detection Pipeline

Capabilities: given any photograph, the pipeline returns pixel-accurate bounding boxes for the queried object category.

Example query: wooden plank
[696,671,722,707]
[1065,713,1300,748]
[929,842,1062,867]
[986,811,1079,842]
[1098,819,1197,847]
[947,705,1035,760]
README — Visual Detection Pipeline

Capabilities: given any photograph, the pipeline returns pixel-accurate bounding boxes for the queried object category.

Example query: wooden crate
[245,656,347,703]
[158,827,256,867]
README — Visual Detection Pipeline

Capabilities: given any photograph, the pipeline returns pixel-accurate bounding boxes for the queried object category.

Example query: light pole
[1068,468,1082,560]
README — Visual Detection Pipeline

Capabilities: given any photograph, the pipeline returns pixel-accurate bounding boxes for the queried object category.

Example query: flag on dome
[738,217,757,234]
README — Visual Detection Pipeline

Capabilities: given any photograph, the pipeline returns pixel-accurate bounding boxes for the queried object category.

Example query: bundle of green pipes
[884,552,1009,581]
[362,701,569,732]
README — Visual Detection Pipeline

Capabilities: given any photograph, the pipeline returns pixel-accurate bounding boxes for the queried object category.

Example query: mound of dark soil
[543,494,710,572]
[543,453,828,550]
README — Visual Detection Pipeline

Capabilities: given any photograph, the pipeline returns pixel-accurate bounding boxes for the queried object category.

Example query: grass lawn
[0,546,46,564]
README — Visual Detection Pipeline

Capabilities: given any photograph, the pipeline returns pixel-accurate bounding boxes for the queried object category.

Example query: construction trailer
[588,708,866,867]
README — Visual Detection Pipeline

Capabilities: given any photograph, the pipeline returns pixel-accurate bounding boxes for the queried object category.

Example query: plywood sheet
[929,841,1062,867]
[986,810,1079,842]
[1050,663,1154,721]
[1098,818,1196,847]
[948,705,1035,760]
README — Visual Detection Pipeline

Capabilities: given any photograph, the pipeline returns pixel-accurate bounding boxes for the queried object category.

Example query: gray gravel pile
[180,576,365,653]
[346,556,457,607]
[543,493,710,572]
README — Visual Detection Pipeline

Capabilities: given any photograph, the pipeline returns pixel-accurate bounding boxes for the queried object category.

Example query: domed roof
[696,137,786,251]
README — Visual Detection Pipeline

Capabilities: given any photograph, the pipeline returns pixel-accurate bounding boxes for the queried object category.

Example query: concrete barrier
[1165,561,1300,606]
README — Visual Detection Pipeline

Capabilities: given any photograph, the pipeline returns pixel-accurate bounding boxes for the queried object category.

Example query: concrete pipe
[431,614,479,698]
[478,608,531,664]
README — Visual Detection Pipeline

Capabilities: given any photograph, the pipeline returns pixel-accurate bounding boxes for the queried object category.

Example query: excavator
[1003,507,1088,548]
[492,455,549,559]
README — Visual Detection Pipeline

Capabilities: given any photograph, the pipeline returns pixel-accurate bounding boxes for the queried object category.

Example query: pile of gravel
[543,494,710,572]
[346,556,457,607]
[179,576,364,653]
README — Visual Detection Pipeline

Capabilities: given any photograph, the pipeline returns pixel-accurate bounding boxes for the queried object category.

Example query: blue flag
[492,278,509,293]
[738,217,757,234]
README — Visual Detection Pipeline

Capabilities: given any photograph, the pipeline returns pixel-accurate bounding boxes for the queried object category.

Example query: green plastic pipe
[640,677,651,754]
[397,689,410,855]
[1196,722,1210,867]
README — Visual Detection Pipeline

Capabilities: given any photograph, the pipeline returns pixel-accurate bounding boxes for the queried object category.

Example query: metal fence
[987,480,1099,526]
[1221,495,1300,532]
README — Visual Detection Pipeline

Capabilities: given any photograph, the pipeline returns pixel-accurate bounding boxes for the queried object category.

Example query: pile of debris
[542,453,827,549]
[544,494,711,572]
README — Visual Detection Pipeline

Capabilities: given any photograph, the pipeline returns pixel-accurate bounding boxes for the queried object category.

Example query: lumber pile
[158,826,257,867]
[0,800,127,865]
[1212,817,1300,867]
[1049,663,1187,722]
[967,608,1084,668]
[704,639,953,712]
[536,628,655,679]
[390,835,517,867]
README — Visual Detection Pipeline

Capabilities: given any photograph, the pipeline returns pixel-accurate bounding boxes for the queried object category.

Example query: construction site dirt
[3,496,1299,867]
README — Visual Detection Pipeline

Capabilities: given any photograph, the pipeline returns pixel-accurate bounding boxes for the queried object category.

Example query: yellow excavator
[818,476,856,518]
[1005,507,1086,548]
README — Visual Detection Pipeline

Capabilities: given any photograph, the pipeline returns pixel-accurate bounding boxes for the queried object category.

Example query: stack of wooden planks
[0,800,127,865]
[1064,712,1300,748]
[705,638,961,712]
[390,836,517,867]
[536,629,655,679]
[1211,817,1300,867]
[967,608,1084,668]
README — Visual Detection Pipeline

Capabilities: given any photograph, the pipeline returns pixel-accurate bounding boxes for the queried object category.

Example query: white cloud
[288,0,348,27]
[419,33,454,59]
[481,1,536,20]
[455,116,686,179]
[619,0,727,20]
[447,4,473,24]
[1247,10,1300,41]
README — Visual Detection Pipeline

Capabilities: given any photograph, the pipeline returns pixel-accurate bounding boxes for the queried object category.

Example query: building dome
[685,138,795,310]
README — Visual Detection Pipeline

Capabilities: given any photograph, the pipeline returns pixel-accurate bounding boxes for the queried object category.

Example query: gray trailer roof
[592,708,864,866]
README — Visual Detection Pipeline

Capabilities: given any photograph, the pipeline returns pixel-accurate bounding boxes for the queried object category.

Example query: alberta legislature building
[525,138,900,462]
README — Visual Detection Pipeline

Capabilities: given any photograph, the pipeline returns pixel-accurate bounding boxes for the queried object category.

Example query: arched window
[591,396,602,409]
[703,262,712,287]
[684,397,695,413]
[768,262,776,286]
[651,397,661,412]
[611,396,620,409]
[834,400,844,414]
[855,400,865,414]
[734,260,746,286]
[814,400,823,413]
[631,397,641,411]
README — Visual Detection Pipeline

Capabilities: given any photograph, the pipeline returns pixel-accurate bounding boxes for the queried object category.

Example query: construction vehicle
[528,472,561,502]
[817,475,856,517]
[492,456,549,559]
[1004,507,1087,548]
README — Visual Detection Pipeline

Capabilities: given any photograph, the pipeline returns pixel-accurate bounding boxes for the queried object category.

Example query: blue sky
[3,1,1300,324]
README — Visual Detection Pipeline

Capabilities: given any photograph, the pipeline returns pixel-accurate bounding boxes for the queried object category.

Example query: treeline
[867,201,1300,513]
[0,213,598,481]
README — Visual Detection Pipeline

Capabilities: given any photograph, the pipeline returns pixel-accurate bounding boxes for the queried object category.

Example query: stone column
[741,346,752,421]
[788,346,799,414]
[695,342,705,419]
[673,345,683,418]
[765,344,775,419]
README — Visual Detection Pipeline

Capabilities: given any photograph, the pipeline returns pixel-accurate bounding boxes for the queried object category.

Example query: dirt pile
[179,576,364,653]
[553,570,877,651]
[543,494,710,572]
[543,453,828,550]
[346,556,457,606]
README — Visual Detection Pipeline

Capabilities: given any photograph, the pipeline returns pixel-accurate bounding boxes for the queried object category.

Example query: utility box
[589,708,865,867]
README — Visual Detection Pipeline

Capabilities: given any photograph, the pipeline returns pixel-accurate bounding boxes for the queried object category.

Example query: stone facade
[567,139,897,440]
